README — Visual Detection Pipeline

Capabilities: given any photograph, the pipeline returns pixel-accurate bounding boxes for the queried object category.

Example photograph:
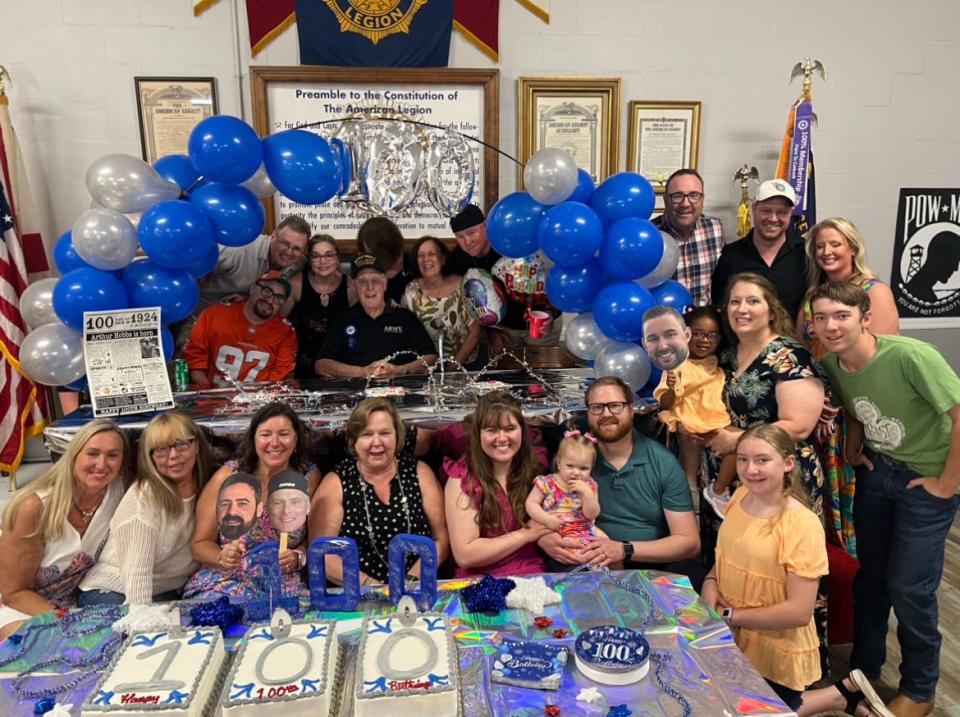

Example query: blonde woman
[79,413,213,605]
[0,419,128,639]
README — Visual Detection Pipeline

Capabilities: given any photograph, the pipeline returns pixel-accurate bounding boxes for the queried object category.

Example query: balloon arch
[18,114,693,394]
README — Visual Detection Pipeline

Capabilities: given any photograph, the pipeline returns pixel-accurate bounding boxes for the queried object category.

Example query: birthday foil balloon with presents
[492,251,549,307]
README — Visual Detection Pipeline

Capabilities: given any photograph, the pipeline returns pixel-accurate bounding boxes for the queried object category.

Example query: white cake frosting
[81,628,226,717]
[354,614,460,717]
[221,619,339,716]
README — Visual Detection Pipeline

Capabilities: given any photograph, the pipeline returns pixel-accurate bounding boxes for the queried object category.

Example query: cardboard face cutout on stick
[642,313,691,372]
[267,469,309,535]
[217,472,263,540]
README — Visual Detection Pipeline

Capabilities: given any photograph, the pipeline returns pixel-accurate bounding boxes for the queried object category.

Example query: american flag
[0,117,47,473]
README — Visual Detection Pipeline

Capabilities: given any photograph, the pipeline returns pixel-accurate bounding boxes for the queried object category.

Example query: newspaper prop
[83,307,174,417]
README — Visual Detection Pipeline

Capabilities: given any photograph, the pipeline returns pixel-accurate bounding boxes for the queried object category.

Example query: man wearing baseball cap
[710,179,809,318]
[182,269,297,387]
[314,254,437,378]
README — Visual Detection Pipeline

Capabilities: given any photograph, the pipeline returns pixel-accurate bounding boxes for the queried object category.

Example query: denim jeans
[77,588,182,606]
[850,449,960,702]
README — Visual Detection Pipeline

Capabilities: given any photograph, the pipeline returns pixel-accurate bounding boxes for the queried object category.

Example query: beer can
[173,359,189,392]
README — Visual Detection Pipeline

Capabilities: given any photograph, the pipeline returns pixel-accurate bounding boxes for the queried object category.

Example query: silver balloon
[523,148,578,205]
[85,153,180,214]
[365,120,425,215]
[333,118,369,204]
[89,199,143,230]
[71,207,139,271]
[594,340,652,392]
[564,311,605,360]
[19,322,86,386]
[19,277,59,329]
[637,231,680,289]
[425,133,475,217]
[240,162,277,199]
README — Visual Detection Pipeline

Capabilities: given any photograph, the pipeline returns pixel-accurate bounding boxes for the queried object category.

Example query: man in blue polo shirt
[540,376,702,587]
[314,254,437,378]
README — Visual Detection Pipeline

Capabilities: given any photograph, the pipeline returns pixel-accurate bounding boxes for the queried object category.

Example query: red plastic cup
[528,310,550,339]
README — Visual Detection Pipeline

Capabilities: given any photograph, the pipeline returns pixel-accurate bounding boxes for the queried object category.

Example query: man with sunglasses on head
[182,270,297,387]
[314,254,437,378]
[539,376,703,588]
[652,169,725,307]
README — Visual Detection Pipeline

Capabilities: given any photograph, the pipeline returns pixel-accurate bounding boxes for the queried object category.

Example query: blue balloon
[121,260,199,324]
[262,130,341,205]
[651,279,694,315]
[486,192,546,258]
[329,137,351,195]
[647,364,663,390]
[600,217,664,280]
[54,231,91,273]
[53,268,129,331]
[537,201,603,268]
[153,154,199,192]
[568,169,596,204]
[545,258,605,314]
[590,172,656,227]
[160,325,174,363]
[188,183,265,247]
[65,375,88,392]
[188,115,262,184]
[592,281,655,342]
[188,241,221,278]
[138,200,215,270]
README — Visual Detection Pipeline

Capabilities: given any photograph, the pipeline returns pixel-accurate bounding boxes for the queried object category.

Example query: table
[0,570,794,716]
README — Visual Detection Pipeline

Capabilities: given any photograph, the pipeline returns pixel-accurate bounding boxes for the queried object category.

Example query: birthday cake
[574,625,650,685]
[354,613,460,717]
[81,628,226,717]
[221,619,339,716]
[491,638,568,690]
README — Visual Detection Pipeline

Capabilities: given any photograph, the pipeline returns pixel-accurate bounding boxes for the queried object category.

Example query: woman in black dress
[287,234,354,379]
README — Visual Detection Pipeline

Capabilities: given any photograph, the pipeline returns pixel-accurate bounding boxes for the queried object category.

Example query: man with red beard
[183,270,297,387]
[540,377,703,588]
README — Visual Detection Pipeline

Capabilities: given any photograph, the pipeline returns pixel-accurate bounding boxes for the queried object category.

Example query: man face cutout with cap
[267,470,310,534]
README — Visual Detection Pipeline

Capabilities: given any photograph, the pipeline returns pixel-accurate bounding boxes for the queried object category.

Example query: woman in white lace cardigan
[79,412,213,605]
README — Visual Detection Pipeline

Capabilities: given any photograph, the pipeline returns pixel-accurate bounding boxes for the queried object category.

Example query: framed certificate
[627,100,701,193]
[518,77,621,185]
[135,77,218,163]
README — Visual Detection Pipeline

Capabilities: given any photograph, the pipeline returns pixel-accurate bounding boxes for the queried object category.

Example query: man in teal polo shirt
[540,376,702,588]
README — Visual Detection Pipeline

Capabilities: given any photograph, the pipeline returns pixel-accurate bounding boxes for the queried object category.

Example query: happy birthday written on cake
[120,693,161,705]
[504,655,552,671]
[389,678,433,691]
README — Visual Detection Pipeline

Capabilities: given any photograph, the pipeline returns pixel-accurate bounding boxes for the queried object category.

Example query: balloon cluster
[485,149,695,392]
[19,115,349,387]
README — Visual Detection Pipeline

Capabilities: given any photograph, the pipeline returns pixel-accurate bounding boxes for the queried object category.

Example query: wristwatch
[721,607,734,623]
[621,541,634,562]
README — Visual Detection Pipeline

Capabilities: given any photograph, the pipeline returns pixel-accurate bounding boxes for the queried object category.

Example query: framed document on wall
[518,77,621,185]
[627,100,701,193]
[134,77,218,163]
[250,66,499,246]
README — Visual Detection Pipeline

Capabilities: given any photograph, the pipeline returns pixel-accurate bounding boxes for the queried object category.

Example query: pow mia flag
[891,188,960,328]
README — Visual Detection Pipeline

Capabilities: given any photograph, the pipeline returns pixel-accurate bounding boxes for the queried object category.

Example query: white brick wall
[3,0,958,361]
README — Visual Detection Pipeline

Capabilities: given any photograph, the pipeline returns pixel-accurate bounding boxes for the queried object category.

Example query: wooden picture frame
[518,76,621,185]
[250,66,499,249]
[626,100,701,194]
[134,77,218,164]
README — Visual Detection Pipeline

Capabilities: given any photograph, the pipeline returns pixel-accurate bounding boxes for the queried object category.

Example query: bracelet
[702,576,717,582]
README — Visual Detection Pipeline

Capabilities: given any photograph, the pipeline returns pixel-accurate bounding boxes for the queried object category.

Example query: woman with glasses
[0,419,128,638]
[286,234,355,379]
[402,236,483,368]
[184,402,320,600]
[78,413,213,605]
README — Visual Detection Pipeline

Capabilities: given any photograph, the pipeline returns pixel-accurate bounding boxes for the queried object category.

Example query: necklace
[310,273,340,308]
[72,492,104,523]
[357,461,412,570]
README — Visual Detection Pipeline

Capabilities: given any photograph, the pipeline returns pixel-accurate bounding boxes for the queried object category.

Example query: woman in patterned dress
[796,218,900,556]
[0,419,129,639]
[403,236,483,367]
[309,398,448,585]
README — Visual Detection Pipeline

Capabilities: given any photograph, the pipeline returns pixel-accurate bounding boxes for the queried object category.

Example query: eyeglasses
[151,437,196,459]
[667,191,703,205]
[586,401,628,416]
[309,251,338,262]
[256,283,288,304]
[275,238,305,257]
[691,329,721,341]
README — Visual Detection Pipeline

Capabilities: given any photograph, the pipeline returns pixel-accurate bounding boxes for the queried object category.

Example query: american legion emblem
[323,0,429,44]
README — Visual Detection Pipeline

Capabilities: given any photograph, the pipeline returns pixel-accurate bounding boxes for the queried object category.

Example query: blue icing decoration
[231,683,255,700]
[368,618,393,634]
[163,690,189,704]
[423,617,445,632]
[131,632,165,647]
[363,677,389,694]
[188,630,213,645]
[427,673,449,686]
[250,627,274,641]
[301,677,320,693]
[307,625,328,639]
[575,626,650,670]
[94,690,115,705]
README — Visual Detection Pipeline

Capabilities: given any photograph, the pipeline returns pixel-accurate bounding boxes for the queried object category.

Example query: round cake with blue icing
[574,625,650,685]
